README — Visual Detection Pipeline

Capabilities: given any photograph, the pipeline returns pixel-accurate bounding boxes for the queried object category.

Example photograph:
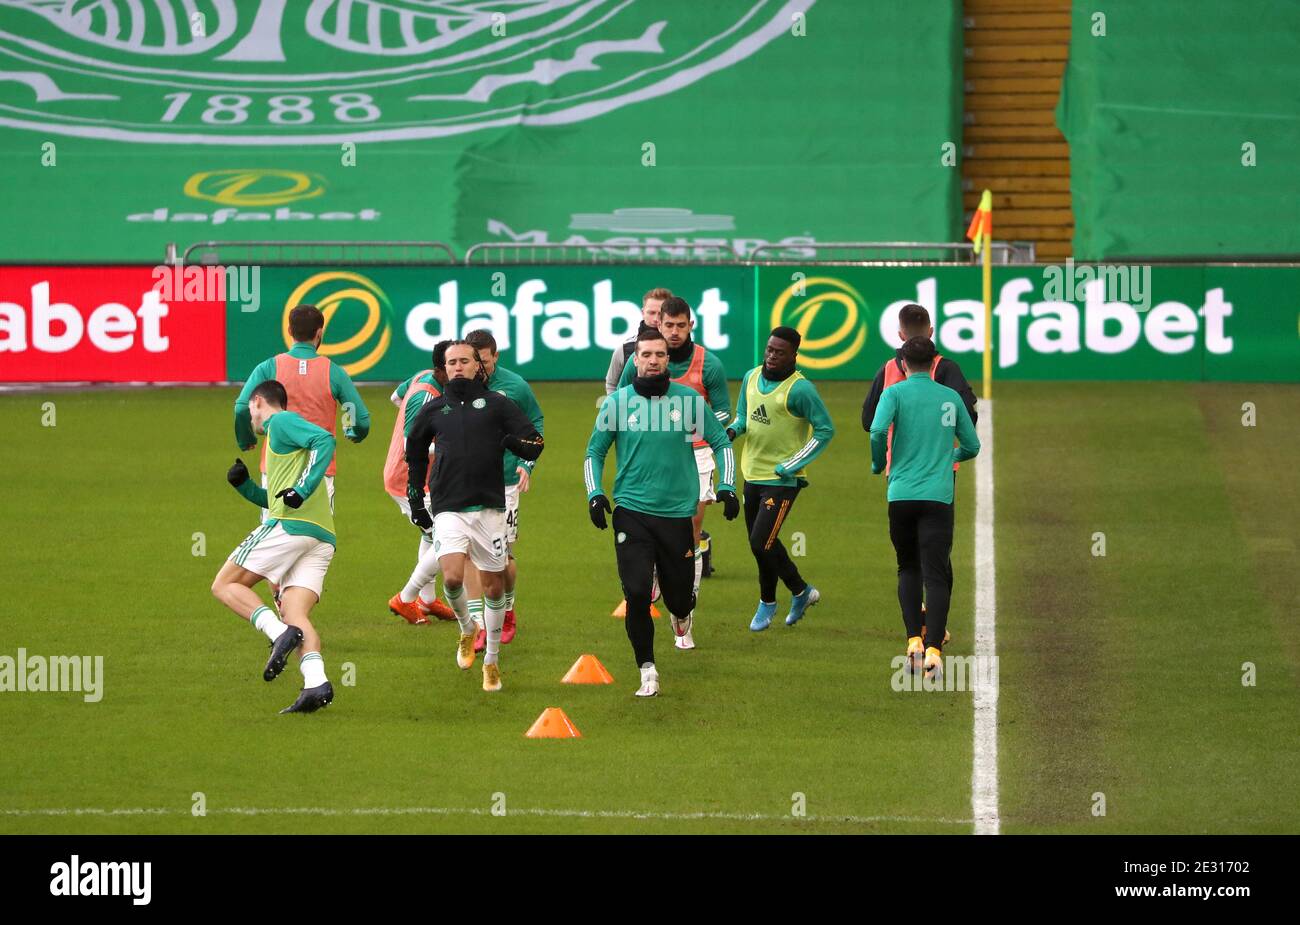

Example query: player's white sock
[693,545,705,597]
[300,651,327,688]
[416,535,440,601]
[400,540,441,603]
[468,597,485,631]
[251,605,288,642]
[444,584,475,634]
[504,589,516,612]
[483,595,506,664]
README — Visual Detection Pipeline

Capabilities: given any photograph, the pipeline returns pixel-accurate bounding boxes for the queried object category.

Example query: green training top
[615,343,731,426]
[729,367,835,487]
[585,382,735,520]
[233,342,371,451]
[488,365,545,487]
[233,410,337,545]
[869,373,980,503]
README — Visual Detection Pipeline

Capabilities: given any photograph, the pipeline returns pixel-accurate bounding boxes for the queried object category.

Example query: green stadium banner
[756,265,1300,383]
[0,1,962,263]
[225,265,753,381]
[1056,1,1300,260]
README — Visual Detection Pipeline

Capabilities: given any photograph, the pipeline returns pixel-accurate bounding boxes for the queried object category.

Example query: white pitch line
[1,806,974,827]
[972,400,1000,834]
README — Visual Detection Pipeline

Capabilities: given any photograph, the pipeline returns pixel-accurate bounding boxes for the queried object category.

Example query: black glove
[275,487,305,509]
[589,494,611,530]
[718,489,740,521]
[726,427,737,442]
[407,493,433,531]
[227,458,249,487]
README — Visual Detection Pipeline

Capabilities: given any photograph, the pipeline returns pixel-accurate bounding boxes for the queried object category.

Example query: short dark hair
[289,305,325,342]
[898,303,931,335]
[636,327,668,348]
[464,329,497,354]
[431,339,452,370]
[770,325,801,349]
[251,379,288,408]
[900,335,937,369]
[659,296,691,320]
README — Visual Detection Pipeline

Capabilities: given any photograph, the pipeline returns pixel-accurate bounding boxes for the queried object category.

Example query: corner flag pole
[966,189,994,400]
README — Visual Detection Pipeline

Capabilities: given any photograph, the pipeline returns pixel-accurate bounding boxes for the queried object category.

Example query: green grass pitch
[0,381,1296,834]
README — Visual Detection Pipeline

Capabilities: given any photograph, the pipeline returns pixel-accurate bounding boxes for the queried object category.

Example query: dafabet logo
[184,169,325,207]
[286,271,394,377]
[125,170,380,227]
[771,277,870,370]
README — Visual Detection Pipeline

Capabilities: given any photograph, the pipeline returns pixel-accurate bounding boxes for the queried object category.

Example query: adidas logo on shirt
[751,403,771,425]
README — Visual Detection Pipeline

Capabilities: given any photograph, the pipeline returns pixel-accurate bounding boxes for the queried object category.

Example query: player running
[604,287,671,395]
[726,326,835,631]
[461,330,544,652]
[587,328,738,697]
[385,340,456,625]
[615,296,730,649]
[212,380,338,714]
[233,303,370,592]
[401,342,544,693]
[869,336,980,681]
[861,303,978,646]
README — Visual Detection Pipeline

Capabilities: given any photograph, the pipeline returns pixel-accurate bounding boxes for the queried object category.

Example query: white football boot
[635,663,660,697]
[674,612,696,650]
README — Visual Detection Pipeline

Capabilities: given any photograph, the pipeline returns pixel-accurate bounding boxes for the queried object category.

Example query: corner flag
[966,188,994,399]
[966,188,993,254]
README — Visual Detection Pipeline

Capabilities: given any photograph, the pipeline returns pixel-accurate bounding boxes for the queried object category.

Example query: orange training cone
[525,707,582,739]
[611,600,660,618]
[562,654,615,685]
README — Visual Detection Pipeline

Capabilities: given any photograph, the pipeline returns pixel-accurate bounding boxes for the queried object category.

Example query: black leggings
[742,483,807,602]
[613,507,696,667]
[888,500,955,647]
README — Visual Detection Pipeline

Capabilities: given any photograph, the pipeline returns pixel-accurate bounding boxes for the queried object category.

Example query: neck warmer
[667,337,694,364]
[632,371,671,398]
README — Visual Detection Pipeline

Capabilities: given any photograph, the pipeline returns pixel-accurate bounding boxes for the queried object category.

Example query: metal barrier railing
[174,238,1038,267]
[177,240,458,266]
[747,241,1035,265]
[463,241,741,265]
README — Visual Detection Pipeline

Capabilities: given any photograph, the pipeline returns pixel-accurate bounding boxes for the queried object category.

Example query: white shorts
[433,508,508,572]
[262,474,334,523]
[504,482,520,547]
[694,445,716,503]
[229,522,335,599]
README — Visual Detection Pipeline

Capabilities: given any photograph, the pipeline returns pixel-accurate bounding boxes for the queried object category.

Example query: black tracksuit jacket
[405,377,544,515]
